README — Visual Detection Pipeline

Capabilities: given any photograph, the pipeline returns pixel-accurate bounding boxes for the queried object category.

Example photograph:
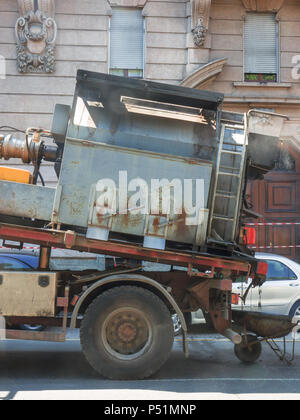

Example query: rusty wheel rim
[101,307,152,360]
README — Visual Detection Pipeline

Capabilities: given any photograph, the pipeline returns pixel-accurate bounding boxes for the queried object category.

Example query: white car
[232,253,300,319]
[174,253,300,333]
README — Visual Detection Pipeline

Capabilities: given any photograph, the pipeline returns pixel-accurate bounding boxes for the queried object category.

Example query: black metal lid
[76,70,224,112]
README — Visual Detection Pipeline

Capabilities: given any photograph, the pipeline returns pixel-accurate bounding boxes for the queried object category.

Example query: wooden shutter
[110,8,144,71]
[244,13,278,74]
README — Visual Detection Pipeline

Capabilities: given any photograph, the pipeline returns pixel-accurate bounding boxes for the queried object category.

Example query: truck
[0,70,297,379]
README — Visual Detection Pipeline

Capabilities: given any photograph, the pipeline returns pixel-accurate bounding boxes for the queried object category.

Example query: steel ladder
[208,124,248,243]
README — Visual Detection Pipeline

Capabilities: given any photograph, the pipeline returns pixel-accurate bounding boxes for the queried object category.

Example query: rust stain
[152,217,160,235]
[173,209,188,237]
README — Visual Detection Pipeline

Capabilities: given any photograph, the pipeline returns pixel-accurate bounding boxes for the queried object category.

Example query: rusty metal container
[232,310,297,339]
[0,71,288,251]
[51,71,224,249]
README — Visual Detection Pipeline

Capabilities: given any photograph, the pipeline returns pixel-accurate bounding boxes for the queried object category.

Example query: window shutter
[110,8,144,70]
[244,14,278,74]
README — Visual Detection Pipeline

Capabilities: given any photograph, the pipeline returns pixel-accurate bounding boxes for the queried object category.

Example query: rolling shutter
[110,8,144,71]
[244,13,278,74]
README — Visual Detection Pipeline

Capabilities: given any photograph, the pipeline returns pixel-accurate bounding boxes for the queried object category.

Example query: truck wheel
[80,286,174,380]
[234,334,262,364]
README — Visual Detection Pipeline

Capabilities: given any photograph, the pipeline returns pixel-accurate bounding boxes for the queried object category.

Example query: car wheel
[172,314,182,336]
[19,324,45,332]
[172,313,192,336]
[289,300,300,319]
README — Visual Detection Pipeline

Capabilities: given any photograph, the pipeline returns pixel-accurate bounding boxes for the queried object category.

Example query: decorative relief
[191,0,211,48]
[15,0,57,73]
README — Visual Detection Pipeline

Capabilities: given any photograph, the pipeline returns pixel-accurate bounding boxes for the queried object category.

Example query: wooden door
[247,144,300,262]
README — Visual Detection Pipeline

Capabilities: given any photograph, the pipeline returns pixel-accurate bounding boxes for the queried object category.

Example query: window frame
[109,7,145,79]
[265,259,298,282]
[243,12,280,83]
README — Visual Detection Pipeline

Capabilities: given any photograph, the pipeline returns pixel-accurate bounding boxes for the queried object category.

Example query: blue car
[0,251,45,332]
[0,252,39,271]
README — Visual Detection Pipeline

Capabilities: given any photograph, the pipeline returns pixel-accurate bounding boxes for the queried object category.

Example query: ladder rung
[212,215,235,221]
[217,189,238,195]
[218,172,240,177]
[220,165,240,171]
[221,150,243,156]
[215,193,237,199]
[222,141,245,146]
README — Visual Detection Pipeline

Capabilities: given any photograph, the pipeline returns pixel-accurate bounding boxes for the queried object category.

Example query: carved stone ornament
[191,0,211,48]
[15,0,57,73]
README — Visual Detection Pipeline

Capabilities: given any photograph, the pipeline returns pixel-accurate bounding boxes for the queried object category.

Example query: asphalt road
[0,324,300,400]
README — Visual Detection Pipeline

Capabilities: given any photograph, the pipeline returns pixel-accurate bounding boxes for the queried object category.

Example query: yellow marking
[0,167,33,184]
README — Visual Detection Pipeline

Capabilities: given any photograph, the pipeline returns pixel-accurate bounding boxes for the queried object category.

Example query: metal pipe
[39,247,51,270]
[0,134,57,164]
[222,328,242,345]
[0,134,40,163]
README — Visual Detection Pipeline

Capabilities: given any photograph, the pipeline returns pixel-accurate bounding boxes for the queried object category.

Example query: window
[266,260,297,281]
[244,13,279,82]
[110,8,144,78]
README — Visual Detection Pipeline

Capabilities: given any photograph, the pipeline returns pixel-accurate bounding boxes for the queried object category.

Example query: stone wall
[0,0,112,186]
[0,0,191,186]
[204,0,300,141]
[0,0,299,187]
[143,0,188,83]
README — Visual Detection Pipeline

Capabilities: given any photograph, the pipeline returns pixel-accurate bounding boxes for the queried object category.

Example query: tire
[289,300,300,320]
[19,324,45,332]
[234,334,262,364]
[80,286,174,380]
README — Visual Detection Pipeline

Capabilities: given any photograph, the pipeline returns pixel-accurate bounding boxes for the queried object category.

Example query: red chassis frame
[0,223,268,342]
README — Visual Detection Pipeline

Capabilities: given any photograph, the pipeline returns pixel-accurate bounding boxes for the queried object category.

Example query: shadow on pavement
[0,324,299,399]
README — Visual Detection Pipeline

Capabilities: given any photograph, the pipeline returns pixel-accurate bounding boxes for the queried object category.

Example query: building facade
[0,0,300,258]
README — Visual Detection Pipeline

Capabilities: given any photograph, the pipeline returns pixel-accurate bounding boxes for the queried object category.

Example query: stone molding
[108,0,147,8]
[241,0,285,12]
[191,0,211,48]
[15,0,57,73]
[181,58,227,89]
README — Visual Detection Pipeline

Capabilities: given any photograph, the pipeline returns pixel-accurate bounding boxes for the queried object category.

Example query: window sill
[233,82,292,88]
